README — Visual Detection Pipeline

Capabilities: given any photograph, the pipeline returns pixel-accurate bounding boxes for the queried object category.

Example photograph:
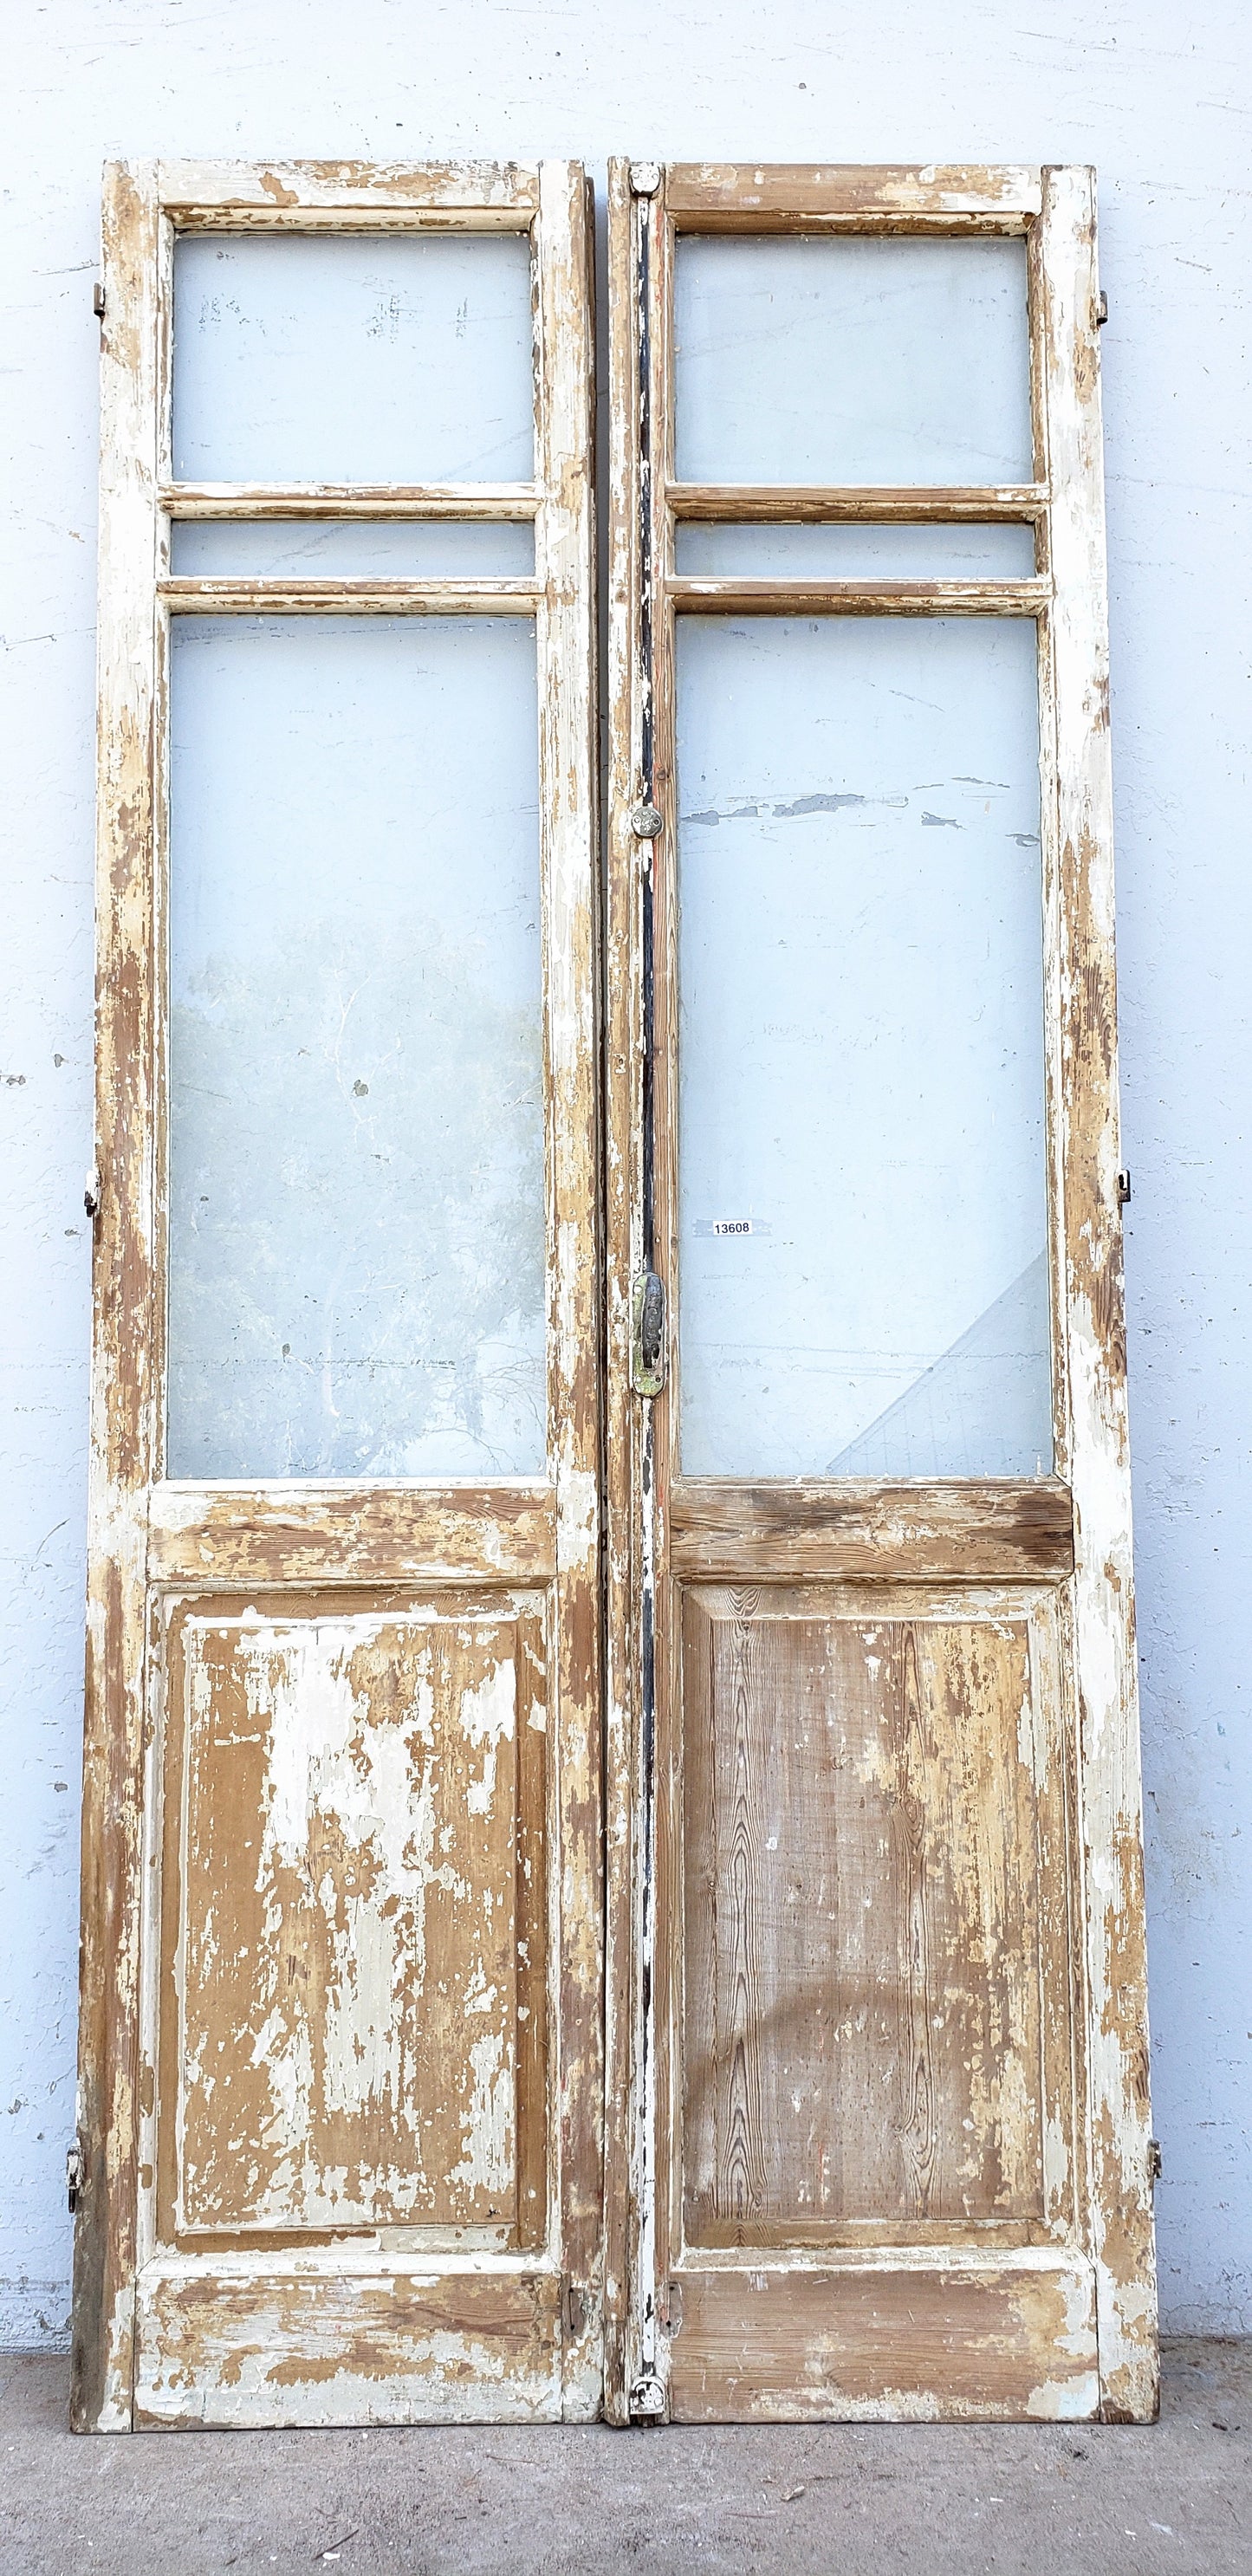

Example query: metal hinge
[631,1270,666,1397]
[1094,290,1108,327]
[93,282,106,320]
[66,2142,82,2215]
[1116,1167,1132,1208]
[1148,2138,1163,2188]
[84,1169,101,1221]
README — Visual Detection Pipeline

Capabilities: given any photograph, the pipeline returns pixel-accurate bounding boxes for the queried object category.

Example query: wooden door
[604,161,1158,2424]
[75,158,600,2430]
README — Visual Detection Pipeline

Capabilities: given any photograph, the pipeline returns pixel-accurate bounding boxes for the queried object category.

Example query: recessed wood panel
[667,2260,1097,2423]
[160,1592,546,2242]
[682,1589,1065,2242]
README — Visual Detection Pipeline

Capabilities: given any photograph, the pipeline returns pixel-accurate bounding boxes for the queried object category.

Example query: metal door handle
[632,1269,666,1396]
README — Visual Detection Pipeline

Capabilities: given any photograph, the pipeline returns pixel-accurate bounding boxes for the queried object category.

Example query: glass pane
[171,520,535,576]
[167,616,544,1479]
[675,236,1033,486]
[677,616,1049,1479]
[674,522,1036,578]
[173,233,534,484]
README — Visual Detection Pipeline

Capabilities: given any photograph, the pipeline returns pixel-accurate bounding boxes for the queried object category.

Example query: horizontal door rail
[159,576,541,613]
[147,1481,558,1586]
[666,576,1050,616]
[667,483,1048,522]
[161,483,542,519]
[664,161,1042,230]
[157,157,540,221]
[669,1476,1074,1581]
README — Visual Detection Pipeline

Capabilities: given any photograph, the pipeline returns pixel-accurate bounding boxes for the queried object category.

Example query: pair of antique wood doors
[75,155,1157,2430]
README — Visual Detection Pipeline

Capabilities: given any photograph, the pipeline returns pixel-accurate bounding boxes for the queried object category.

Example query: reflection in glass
[167,617,544,1479]
[677,616,1050,1478]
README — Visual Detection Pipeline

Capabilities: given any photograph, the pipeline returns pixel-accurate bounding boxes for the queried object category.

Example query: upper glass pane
[172,233,535,484]
[673,522,1037,578]
[674,236,1033,487]
[678,615,1050,1479]
[170,519,535,576]
[167,616,544,1480]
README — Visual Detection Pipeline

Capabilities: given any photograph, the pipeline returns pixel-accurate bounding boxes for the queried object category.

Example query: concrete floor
[1,2341,1248,2575]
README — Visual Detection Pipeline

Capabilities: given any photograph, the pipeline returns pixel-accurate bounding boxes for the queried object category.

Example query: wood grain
[158,577,539,613]
[665,163,1042,230]
[666,576,1048,616]
[670,1479,1074,1580]
[681,1593,1055,2242]
[147,1483,557,1586]
[163,484,541,519]
[1037,164,1158,2422]
[668,2259,1098,2421]
[80,158,602,2431]
[134,2269,563,2427]
[159,1593,544,2241]
[669,483,1048,524]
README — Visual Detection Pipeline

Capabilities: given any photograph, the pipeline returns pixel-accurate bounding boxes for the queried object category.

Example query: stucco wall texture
[2,0,1249,2350]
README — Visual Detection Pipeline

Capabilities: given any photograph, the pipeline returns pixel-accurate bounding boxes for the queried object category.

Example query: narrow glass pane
[678,617,1049,1478]
[674,522,1037,578]
[173,233,534,484]
[167,617,544,1479]
[675,236,1033,486]
[171,520,535,577]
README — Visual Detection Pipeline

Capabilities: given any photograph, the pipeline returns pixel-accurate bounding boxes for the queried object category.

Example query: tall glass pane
[167,617,544,1479]
[677,616,1050,1479]
[675,236,1033,487]
[173,233,535,484]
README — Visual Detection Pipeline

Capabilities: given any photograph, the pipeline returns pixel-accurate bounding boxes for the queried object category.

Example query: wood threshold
[161,483,542,520]
[668,1477,1074,1580]
[668,483,1048,523]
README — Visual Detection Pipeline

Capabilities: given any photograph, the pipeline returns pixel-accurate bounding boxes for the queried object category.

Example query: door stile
[601,156,639,2423]
[534,158,603,2409]
[74,159,163,2435]
[1036,165,1156,2421]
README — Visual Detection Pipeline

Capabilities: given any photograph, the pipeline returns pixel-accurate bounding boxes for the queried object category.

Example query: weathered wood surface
[665,577,1048,615]
[607,158,1154,2430]
[665,163,1043,229]
[669,483,1048,523]
[162,483,540,519]
[157,159,540,221]
[72,158,162,2437]
[1038,163,1158,2424]
[158,1596,545,2242]
[667,2259,1098,2422]
[79,157,602,2431]
[670,1479,1074,1581]
[147,1483,557,1586]
[158,577,540,613]
[681,1593,1070,2243]
[133,2270,564,2427]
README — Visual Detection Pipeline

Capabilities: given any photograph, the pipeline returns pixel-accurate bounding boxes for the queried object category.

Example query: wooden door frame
[603,159,1156,2424]
[75,155,600,2430]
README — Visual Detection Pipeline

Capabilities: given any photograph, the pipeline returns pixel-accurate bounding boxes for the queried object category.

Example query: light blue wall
[2,0,1249,2345]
